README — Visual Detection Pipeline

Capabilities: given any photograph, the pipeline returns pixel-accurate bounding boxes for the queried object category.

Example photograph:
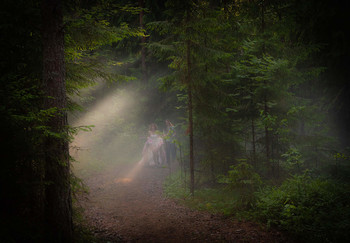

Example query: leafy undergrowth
[164,171,350,243]
[164,172,242,217]
[254,174,350,242]
[164,162,261,219]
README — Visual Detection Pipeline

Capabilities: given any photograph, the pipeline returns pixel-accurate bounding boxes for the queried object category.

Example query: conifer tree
[42,0,73,241]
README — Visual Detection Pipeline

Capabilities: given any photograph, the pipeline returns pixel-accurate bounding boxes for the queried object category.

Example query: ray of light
[70,88,135,158]
[114,159,145,184]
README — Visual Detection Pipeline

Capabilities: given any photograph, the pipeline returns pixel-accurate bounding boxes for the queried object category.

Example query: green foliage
[281,148,304,174]
[328,150,350,182]
[2,0,349,241]
[65,3,144,57]
[218,161,262,208]
[255,174,350,242]
[164,172,192,200]
[164,172,239,216]
[64,2,144,111]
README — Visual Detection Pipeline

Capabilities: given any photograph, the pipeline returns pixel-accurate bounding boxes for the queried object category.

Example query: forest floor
[77,162,293,243]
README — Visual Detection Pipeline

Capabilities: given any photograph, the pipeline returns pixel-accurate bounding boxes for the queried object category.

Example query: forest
[1,0,350,242]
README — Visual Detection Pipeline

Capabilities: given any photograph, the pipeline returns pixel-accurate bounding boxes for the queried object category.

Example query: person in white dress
[139,123,165,166]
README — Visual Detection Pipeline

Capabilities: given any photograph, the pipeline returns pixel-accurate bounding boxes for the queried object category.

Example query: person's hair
[149,123,158,131]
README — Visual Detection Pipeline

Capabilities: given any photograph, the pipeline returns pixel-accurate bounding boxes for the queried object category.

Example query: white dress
[140,134,164,166]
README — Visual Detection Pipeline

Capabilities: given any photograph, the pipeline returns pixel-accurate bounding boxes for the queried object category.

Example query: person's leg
[160,145,165,165]
[170,143,176,162]
[165,142,170,164]
[173,143,177,161]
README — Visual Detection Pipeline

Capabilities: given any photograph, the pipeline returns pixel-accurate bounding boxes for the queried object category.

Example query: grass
[164,171,242,217]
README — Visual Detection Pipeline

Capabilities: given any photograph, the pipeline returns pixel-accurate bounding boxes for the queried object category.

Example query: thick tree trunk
[42,0,73,242]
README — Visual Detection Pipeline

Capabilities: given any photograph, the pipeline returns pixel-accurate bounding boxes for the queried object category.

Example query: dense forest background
[1,0,350,242]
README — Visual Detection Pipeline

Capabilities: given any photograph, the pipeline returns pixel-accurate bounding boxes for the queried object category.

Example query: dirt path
[78,163,291,243]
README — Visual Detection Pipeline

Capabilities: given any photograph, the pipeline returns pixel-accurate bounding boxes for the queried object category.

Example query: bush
[164,172,240,216]
[255,173,350,242]
[218,161,262,209]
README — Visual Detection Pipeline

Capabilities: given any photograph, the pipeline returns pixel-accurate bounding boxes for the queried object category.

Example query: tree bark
[260,0,271,172]
[186,5,195,196]
[188,78,194,195]
[42,0,73,242]
[251,118,256,164]
[139,0,147,82]
[264,98,270,167]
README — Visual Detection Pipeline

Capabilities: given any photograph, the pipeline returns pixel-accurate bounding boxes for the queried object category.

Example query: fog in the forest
[70,83,146,179]
[69,81,179,179]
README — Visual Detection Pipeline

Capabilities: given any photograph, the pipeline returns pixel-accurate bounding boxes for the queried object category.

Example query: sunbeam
[70,86,144,178]
[114,161,144,184]
[71,87,130,154]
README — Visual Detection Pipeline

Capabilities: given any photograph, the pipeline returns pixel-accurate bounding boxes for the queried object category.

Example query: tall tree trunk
[188,85,194,195]
[261,0,272,174]
[139,0,147,82]
[261,0,265,34]
[188,79,194,195]
[251,118,256,164]
[186,5,194,196]
[275,135,280,178]
[42,0,73,242]
[264,98,270,168]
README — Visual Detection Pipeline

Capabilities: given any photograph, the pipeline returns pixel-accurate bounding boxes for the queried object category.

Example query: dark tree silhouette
[42,0,73,241]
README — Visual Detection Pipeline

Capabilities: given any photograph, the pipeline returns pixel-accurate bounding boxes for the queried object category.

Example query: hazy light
[71,88,129,154]
[114,161,143,184]
[70,86,143,179]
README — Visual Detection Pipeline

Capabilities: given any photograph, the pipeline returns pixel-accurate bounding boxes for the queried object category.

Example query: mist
[70,84,147,179]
